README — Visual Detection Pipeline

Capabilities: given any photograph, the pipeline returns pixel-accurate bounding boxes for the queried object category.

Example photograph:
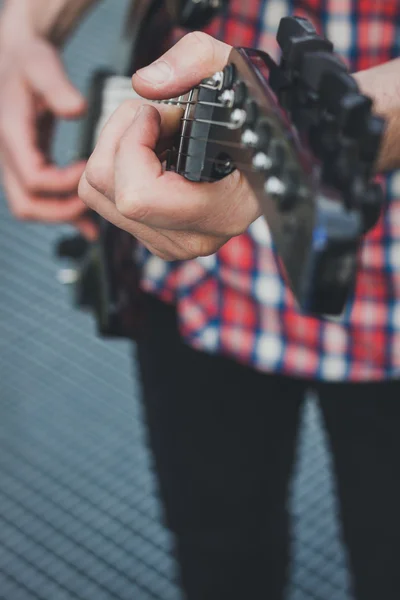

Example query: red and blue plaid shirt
[139,0,400,381]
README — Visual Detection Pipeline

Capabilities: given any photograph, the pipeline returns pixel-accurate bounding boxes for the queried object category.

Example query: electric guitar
[57,10,385,332]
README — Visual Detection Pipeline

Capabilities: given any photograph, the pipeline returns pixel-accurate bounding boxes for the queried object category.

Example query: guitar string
[157,99,225,108]
[180,116,243,130]
[172,151,261,174]
[179,132,249,150]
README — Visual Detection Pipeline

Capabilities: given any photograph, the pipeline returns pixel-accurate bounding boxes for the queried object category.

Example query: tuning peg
[277,16,318,48]
[318,69,358,107]
[331,139,359,194]
[318,71,374,141]
[252,152,273,171]
[359,115,386,167]
[338,93,372,138]
[361,182,384,233]
[300,51,348,93]
[277,16,333,70]
[264,167,302,212]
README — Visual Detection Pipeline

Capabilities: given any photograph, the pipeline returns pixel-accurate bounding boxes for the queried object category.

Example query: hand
[79,33,262,260]
[0,34,97,239]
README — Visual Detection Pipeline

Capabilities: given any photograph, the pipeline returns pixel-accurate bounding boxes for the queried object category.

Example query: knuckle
[115,188,149,221]
[114,189,130,216]
[171,247,192,260]
[84,157,106,193]
[77,175,90,204]
[196,239,218,258]
[153,248,175,261]
[184,32,216,66]
[141,241,175,261]
[181,234,218,259]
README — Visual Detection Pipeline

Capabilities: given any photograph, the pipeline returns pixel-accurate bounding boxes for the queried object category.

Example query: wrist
[355,59,400,172]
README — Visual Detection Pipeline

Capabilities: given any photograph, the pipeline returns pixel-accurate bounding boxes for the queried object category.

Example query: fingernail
[136,61,172,84]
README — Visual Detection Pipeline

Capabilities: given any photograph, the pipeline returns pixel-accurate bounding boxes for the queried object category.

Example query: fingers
[0,72,86,195]
[111,106,261,236]
[85,99,182,199]
[25,39,86,118]
[2,159,87,223]
[0,37,90,226]
[78,170,180,259]
[79,171,229,260]
[82,92,261,258]
[132,31,231,99]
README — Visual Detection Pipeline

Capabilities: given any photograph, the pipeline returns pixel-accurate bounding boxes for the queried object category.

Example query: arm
[355,59,400,173]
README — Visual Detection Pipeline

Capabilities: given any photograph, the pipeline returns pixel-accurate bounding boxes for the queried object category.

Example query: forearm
[355,58,400,173]
[0,0,99,46]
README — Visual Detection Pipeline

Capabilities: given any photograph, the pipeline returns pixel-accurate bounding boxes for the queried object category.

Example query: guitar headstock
[169,16,386,316]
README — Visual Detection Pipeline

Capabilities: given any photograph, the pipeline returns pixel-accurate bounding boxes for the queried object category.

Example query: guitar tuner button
[252,152,273,171]
[264,168,301,211]
[219,89,235,106]
[241,129,259,147]
[211,71,224,88]
[202,71,224,90]
[230,108,247,127]
[361,182,384,233]
[264,176,286,198]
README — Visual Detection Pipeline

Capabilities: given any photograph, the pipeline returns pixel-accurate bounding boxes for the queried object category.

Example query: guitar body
[57,0,223,338]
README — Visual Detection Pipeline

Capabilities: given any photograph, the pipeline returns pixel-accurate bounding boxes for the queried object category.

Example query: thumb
[25,39,86,118]
[132,32,231,100]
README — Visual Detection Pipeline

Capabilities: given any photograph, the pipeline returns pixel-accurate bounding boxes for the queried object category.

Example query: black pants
[136,294,400,600]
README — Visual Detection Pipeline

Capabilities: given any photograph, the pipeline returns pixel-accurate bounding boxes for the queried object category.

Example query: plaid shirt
[139,0,400,381]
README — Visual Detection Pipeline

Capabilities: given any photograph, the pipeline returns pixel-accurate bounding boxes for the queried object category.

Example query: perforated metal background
[0,2,352,599]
